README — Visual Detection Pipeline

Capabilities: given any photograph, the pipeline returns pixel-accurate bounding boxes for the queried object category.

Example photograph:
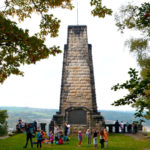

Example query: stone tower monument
[50,25,104,132]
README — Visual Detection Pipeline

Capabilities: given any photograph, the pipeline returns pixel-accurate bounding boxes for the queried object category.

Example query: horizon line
[0,105,135,112]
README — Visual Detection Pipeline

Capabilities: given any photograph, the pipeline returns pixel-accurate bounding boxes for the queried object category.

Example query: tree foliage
[112,68,150,121]
[115,2,150,78]
[112,2,150,120]
[90,0,112,18]
[0,110,8,136]
[0,0,112,84]
[0,14,61,83]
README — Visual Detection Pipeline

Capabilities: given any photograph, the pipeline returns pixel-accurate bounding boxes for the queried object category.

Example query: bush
[0,122,8,136]
[0,110,8,136]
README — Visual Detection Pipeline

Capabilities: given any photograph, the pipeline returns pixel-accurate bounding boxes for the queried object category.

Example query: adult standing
[67,124,71,137]
[24,123,33,148]
[37,120,41,130]
[93,129,98,148]
[54,124,59,141]
[99,130,104,150]
[33,120,37,132]
[22,121,25,132]
[115,120,120,133]
[64,122,68,136]
[126,122,129,133]
[86,129,91,145]
[120,121,124,133]
[132,122,137,134]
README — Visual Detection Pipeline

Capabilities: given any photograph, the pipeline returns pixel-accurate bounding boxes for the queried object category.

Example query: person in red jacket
[58,136,63,145]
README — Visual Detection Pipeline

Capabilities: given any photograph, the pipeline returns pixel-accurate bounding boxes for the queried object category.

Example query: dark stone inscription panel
[68,109,87,124]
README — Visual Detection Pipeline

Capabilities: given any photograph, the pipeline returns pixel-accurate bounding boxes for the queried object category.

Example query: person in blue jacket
[37,129,42,148]
[78,130,82,146]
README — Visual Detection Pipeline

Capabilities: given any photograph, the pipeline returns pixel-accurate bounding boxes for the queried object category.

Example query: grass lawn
[0,133,150,150]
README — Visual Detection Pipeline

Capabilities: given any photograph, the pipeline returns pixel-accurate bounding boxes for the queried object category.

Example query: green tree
[115,2,150,78]
[112,2,150,120]
[112,68,150,122]
[0,0,112,84]
[0,110,8,136]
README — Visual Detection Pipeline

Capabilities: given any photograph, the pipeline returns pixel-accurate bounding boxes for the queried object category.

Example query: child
[86,129,91,145]
[37,129,42,148]
[93,129,98,148]
[104,128,108,148]
[78,130,82,146]
[99,130,104,150]
[58,135,63,144]
[49,131,54,144]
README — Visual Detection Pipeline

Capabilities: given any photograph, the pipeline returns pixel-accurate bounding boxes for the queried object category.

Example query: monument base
[49,107,105,133]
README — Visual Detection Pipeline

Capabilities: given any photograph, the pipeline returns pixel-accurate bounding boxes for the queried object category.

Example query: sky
[0,0,145,111]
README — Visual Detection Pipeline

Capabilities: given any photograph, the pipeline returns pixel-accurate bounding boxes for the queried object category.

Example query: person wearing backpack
[24,123,33,148]
[37,129,42,148]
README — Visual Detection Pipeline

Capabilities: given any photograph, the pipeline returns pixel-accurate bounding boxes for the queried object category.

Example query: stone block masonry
[50,25,104,133]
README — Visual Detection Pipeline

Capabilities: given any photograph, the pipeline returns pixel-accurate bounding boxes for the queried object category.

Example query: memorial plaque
[68,109,87,124]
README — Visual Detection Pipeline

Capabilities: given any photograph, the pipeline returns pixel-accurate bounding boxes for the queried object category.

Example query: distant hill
[0,106,57,130]
[0,106,150,130]
[101,110,142,124]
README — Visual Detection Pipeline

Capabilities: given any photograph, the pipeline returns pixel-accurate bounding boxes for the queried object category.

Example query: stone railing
[40,123,143,134]
[105,124,142,133]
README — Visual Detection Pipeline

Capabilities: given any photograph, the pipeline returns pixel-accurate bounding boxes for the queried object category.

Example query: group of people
[22,120,109,149]
[16,119,37,133]
[23,123,53,148]
[115,120,138,134]
[53,123,70,144]
[23,123,70,148]
[16,119,26,132]
[19,119,140,149]
[78,128,108,150]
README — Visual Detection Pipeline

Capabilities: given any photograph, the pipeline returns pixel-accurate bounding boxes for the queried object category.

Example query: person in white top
[67,124,71,136]
[120,121,124,133]
[54,124,59,140]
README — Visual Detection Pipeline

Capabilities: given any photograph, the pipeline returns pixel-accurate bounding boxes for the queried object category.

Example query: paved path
[0,136,9,140]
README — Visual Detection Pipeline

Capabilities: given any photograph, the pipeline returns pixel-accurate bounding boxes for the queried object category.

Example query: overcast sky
[0,0,146,111]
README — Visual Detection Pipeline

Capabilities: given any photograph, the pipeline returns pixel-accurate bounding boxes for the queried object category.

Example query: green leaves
[39,14,61,38]
[115,3,150,32]
[0,0,114,83]
[90,0,112,18]
[137,3,150,28]
[0,15,61,83]
[125,39,148,53]
[0,110,8,124]
[115,2,150,115]
[112,68,150,120]
[0,110,8,136]
[115,2,150,55]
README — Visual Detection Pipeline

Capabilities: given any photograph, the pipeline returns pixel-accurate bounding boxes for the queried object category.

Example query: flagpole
[77,2,78,25]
